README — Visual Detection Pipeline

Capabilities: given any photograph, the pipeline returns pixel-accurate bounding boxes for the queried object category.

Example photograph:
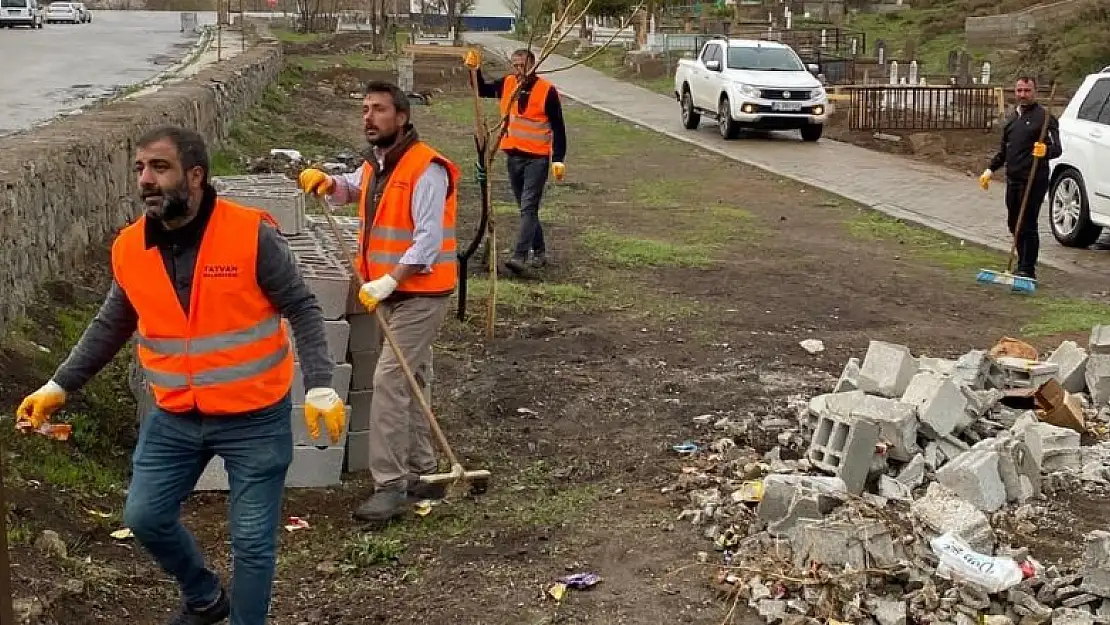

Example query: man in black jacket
[980,75,1062,280]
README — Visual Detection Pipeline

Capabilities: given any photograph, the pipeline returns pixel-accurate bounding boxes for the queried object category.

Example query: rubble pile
[675,328,1110,625]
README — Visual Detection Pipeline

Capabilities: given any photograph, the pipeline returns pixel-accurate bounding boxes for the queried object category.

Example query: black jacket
[988,102,1062,182]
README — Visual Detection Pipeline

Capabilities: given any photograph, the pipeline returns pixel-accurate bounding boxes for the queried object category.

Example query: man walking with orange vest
[297,81,460,523]
[463,47,567,274]
[15,126,344,625]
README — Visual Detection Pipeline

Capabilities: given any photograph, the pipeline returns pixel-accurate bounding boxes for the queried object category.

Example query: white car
[673,38,829,142]
[0,0,44,28]
[45,1,80,23]
[1048,68,1110,248]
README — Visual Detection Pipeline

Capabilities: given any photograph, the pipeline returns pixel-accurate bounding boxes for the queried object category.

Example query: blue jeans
[123,395,293,625]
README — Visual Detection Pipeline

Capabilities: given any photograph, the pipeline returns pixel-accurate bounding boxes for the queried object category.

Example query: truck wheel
[718,96,739,140]
[681,89,700,130]
[800,124,823,142]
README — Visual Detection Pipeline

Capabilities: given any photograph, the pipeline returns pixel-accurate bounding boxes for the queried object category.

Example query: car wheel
[800,123,823,142]
[1050,169,1102,248]
[681,89,700,130]
[718,96,739,140]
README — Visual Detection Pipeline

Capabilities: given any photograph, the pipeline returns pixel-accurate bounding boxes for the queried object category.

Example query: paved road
[0,10,217,136]
[469,33,1109,278]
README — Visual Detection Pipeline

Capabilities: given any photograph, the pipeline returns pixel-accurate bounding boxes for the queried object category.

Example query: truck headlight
[733,83,760,99]
[810,87,826,100]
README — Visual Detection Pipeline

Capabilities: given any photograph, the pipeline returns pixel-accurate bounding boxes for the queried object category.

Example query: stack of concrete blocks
[195,176,354,491]
[300,213,436,475]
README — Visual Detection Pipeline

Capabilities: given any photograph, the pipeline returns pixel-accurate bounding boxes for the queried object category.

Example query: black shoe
[168,589,229,625]
[1015,269,1037,280]
[407,478,447,501]
[530,254,548,269]
[504,256,528,274]
[354,488,411,523]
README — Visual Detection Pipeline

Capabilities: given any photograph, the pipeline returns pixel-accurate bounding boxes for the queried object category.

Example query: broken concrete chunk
[859,340,919,398]
[851,395,921,461]
[870,598,908,625]
[1079,531,1110,598]
[919,356,957,376]
[833,357,860,393]
[1084,354,1110,406]
[954,349,997,389]
[994,438,1041,503]
[962,386,1004,417]
[757,474,847,538]
[897,454,927,488]
[936,449,1007,512]
[902,371,969,439]
[806,411,881,495]
[1022,422,1082,473]
[1089,325,1110,354]
[879,475,913,501]
[1049,340,1089,394]
[995,356,1060,390]
[911,482,994,553]
[792,519,896,570]
[1051,607,1095,625]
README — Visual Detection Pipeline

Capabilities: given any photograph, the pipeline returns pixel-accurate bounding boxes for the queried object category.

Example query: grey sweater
[53,187,334,403]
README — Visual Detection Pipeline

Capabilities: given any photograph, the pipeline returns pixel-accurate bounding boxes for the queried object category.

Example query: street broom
[313,198,491,496]
[976,82,1057,295]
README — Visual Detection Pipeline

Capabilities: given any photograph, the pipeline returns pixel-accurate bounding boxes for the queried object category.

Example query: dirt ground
[3,32,1110,625]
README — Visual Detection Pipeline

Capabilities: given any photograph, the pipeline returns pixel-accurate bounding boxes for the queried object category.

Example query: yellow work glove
[978,169,992,191]
[551,162,566,182]
[463,48,481,70]
[358,275,398,313]
[16,381,67,430]
[297,168,335,196]
[1032,141,1047,158]
[304,387,345,444]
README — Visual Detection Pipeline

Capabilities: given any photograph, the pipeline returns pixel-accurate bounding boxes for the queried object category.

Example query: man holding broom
[463,47,568,274]
[979,75,1062,282]
[298,81,461,524]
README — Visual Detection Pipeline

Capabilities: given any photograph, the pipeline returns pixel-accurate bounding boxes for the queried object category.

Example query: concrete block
[1022,422,1082,473]
[194,445,345,490]
[919,356,957,376]
[756,474,847,537]
[292,362,353,403]
[1050,340,1090,394]
[1090,325,1110,355]
[1079,530,1110,598]
[954,350,996,389]
[901,371,969,438]
[344,430,372,473]
[292,404,351,447]
[995,356,1059,389]
[850,394,920,461]
[347,312,381,354]
[290,319,350,364]
[286,233,352,320]
[792,519,896,570]
[348,389,372,432]
[213,176,306,235]
[911,482,995,553]
[349,348,378,391]
[962,386,1003,417]
[859,340,918,397]
[833,357,860,393]
[806,411,881,494]
[896,453,927,488]
[936,434,970,463]
[1085,354,1110,405]
[936,449,1007,512]
[284,445,346,488]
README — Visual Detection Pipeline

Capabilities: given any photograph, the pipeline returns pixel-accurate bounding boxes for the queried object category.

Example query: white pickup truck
[673,38,829,142]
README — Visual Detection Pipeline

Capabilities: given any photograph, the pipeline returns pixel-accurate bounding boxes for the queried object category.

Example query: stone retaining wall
[0,32,283,331]
[965,0,1093,48]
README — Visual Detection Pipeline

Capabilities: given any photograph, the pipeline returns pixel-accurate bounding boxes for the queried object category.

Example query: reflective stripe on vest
[356,142,461,295]
[500,75,554,156]
[111,198,295,415]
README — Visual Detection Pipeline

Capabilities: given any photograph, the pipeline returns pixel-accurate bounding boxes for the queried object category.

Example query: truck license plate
[771,101,803,112]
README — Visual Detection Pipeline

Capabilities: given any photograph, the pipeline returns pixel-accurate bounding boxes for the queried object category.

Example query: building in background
[409,0,514,32]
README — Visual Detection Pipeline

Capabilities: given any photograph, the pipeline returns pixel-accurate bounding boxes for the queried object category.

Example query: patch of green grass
[460,278,601,315]
[292,53,393,72]
[272,29,330,45]
[209,149,246,176]
[582,231,713,268]
[502,484,602,528]
[342,533,406,568]
[845,210,1004,271]
[1022,298,1110,337]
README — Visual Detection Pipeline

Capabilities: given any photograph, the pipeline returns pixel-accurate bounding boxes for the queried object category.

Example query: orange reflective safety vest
[499,74,554,157]
[355,141,460,296]
[111,198,295,415]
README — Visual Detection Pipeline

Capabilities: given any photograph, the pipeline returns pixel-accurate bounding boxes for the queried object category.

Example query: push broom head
[976,268,1036,294]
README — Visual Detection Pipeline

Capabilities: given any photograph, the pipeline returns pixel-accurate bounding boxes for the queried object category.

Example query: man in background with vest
[297,81,460,524]
[16,126,344,625]
[463,47,567,274]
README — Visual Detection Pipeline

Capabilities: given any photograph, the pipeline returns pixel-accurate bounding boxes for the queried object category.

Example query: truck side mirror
[807,63,819,74]
[706,59,721,71]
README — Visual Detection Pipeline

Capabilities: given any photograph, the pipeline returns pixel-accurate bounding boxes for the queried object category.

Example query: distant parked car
[1047,67,1110,248]
[73,1,89,21]
[0,0,44,28]
[45,1,81,23]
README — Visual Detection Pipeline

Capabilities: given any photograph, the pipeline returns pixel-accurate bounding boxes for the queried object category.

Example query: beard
[366,127,399,148]
[141,182,190,223]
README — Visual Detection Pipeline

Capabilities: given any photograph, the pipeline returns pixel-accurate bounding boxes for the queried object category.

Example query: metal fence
[847,85,997,131]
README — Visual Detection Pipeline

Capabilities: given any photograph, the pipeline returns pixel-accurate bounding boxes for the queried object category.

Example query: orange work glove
[298,168,335,196]
[16,381,67,430]
[463,49,481,70]
[304,387,345,444]
[551,162,566,182]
